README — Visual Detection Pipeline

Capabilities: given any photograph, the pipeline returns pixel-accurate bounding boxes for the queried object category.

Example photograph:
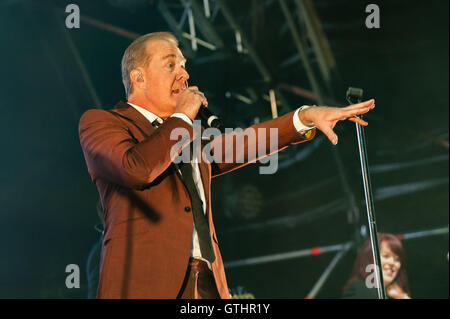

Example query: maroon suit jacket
[78,101,315,298]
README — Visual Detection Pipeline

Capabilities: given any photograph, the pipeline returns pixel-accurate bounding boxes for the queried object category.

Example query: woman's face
[380,241,401,286]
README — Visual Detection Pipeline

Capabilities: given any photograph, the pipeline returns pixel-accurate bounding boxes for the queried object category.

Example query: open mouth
[172,82,188,95]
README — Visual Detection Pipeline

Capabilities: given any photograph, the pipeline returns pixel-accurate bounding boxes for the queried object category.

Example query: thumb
[319,125,338,145]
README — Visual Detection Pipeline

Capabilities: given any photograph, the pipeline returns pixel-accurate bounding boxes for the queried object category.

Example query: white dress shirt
[127,102,315,269]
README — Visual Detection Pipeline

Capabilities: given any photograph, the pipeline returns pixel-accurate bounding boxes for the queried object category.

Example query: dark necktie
[179,147,216,263]
[151,117,215,263]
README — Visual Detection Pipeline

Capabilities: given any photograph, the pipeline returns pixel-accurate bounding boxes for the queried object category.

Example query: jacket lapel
[112,100,156,138]
[112,101,186,180]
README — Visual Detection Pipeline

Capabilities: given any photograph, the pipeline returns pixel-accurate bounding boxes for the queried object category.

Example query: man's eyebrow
[162,54,186,63]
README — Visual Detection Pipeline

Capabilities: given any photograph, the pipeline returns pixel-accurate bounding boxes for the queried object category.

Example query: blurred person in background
[343,233,411,299]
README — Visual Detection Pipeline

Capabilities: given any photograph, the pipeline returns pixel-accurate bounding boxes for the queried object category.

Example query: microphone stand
[346,87,387,299]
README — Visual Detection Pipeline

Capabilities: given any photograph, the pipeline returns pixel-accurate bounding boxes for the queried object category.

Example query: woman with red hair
[343,233,411,299]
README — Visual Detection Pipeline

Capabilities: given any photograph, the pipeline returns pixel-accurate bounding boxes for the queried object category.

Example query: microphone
[346,87,363,104]
[198,106,224,131]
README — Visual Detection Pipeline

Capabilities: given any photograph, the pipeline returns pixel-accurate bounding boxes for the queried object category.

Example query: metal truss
[155,0,340,116]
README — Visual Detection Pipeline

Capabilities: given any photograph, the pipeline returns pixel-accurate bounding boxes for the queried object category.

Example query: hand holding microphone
[174,84,224,131]
[174,85,208,120]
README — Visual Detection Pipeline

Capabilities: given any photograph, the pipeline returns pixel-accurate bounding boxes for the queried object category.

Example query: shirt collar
[127,102,164,125]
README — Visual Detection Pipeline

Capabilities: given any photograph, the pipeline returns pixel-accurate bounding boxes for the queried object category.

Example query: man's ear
[130,69,145,90]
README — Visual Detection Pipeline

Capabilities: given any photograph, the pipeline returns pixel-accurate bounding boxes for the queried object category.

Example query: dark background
[0,0,447,298]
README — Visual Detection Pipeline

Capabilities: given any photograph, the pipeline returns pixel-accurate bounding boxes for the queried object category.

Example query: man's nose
[177,67,189,82]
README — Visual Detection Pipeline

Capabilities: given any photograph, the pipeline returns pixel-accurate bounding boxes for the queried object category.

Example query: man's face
[141,39,189,115]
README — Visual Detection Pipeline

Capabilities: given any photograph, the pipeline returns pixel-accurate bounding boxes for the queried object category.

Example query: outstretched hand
[299,99,375,145]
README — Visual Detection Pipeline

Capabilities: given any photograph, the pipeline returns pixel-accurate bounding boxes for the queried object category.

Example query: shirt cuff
[293,106,316,133]
[170,113,193,126]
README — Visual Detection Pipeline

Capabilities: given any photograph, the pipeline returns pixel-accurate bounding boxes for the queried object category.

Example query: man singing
[79,32,374,299]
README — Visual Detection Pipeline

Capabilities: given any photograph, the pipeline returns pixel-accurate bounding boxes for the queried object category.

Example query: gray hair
[121,32,178,98]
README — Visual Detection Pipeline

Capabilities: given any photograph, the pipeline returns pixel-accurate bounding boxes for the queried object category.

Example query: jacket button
[184,206,191,212]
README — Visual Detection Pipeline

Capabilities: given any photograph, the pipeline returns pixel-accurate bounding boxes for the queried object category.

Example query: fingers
[193,87,208,107]
[341,105,373,119]
[187,86,206,98]
[194,90,208,107]
[345,99,375,110]
[183,86,208,105]
[348,116,368,126]
[187,86,202,95]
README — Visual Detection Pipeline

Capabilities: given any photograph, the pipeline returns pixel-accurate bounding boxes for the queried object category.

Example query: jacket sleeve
[209,110,316,177]
[79,109,194,189]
